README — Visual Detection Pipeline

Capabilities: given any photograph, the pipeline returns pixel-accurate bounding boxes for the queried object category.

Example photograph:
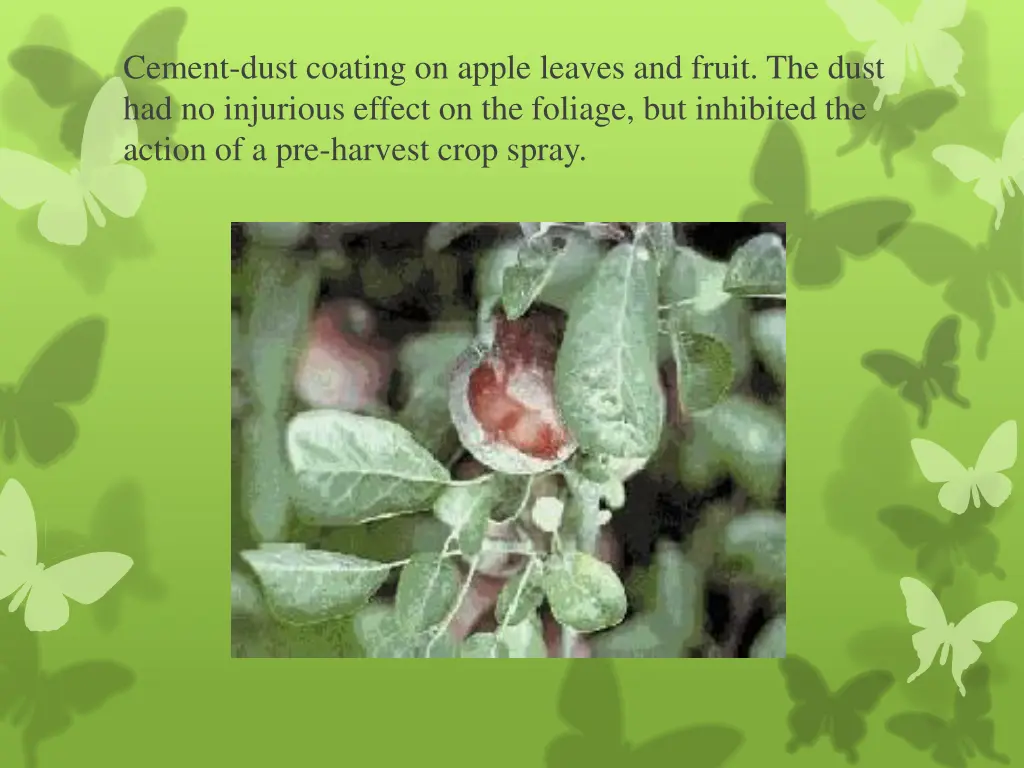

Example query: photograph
[231,221,786,658]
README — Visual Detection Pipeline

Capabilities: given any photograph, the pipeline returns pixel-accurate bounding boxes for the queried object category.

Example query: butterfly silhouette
[547,657,744,766]
[900,577,1016,696]
[884,198,1024,359]
[741,120,912,287]
[915,11,1005,196]
[879,504,1005,594]
[779,655,894,763]
[933,111,1024,230]
[0,15,75,163]
[861,315,970,428]
[0,316,106,466]
[8,7,187,158]
[827,0,966,108]
[0,479,134,633]
[911,420,1017,514]
[0,77,146,246]
[41,479,166,632]
[887,665,1009,768]
[837,52,959,177]
[0,608,134,768]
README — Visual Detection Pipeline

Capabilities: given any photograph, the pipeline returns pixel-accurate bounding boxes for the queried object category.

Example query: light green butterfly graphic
[827,0,966,109]
[932,111,1024,230]
[910,420,1017,515]
[900,577,1017,696]
[0,478,133,632]
[0,76,145,246]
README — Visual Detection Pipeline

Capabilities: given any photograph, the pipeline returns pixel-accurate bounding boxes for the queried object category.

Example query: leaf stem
[558,526,581,658]
[497,556,538,634]
[425,555,479,657]
[657,298,698,312]
[479,539,534,556]
[384,545,466,572]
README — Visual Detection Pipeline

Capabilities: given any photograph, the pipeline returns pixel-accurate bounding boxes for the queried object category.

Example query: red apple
[449,308,576,474]
[294,299,392,411]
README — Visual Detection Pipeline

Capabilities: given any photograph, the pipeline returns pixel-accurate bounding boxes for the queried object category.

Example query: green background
[1,0,1022,765]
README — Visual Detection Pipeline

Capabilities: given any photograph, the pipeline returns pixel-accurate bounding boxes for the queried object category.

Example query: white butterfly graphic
[911,420,1017,515]
[827,0,966,109]
[932,112,1024,230]
[901,577,1017,696]
[0,478,133,632]
[0,76,146,246]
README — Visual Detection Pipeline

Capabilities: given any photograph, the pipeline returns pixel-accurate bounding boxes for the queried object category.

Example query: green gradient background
[2,0,1023,765]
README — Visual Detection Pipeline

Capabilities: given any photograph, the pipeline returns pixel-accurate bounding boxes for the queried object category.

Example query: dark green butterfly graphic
[8,8,187,158]
[883,198,1024,360]
[43,480,167,632]
[879,504,1004,595]
[779,655,894,764]
[887,664,1008,768]
[741,120,913,287]
[861,315,970,428]
[547,657,744,767]
[0,316,107,467]
[0,609,135,768]
[836,52,959,178]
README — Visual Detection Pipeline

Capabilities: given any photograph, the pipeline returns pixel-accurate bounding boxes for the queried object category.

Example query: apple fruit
[449,308,576,474]
[293,299,392,411]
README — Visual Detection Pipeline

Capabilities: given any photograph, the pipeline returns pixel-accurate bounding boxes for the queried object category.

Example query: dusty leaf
[555,243,664,459]
[634,222,676,270]
[433,478,497,556]
[543,551,627,633]
[502,235,562,319]
[723,233,786,297]
[751,309,786,385]
[722,510,786,587]
[496,560,546,626]
[670,329,734,413]
[241,544,391,624]
[287,410,450,525]
[394,552,461,632]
